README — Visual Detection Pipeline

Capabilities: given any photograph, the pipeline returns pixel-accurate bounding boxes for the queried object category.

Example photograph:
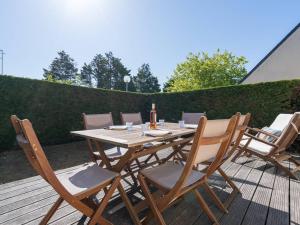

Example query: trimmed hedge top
[1,75,300,150]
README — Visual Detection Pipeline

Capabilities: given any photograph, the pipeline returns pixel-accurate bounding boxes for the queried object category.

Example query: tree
[133,63,161,93]
[43,51,78,82]
[80,63,93,87]
[162,77,175,92]
[165,50,248,92]
[86,52,136,91]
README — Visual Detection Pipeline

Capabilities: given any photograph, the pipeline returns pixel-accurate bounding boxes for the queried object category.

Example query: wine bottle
[150,103,157,129]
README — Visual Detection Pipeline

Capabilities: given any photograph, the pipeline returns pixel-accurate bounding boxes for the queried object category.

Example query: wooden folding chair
[137,114,238,225]
[120,112,162,165]
[200,113,251,207]
[232,113,293,161]
[120,112,143,125]
[10,115,126,225]
[182,111,206,124]
[82,113,126,165]
[172,112,206,161]
[234,112,300,180]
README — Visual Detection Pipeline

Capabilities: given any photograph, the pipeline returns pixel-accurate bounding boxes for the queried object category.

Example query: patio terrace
[0,141,299,225]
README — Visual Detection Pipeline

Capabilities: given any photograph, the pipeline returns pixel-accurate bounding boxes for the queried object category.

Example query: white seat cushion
[240,139,273,155]
[141,162,205,190]
[58,163,118,195]
[269,114,293,131]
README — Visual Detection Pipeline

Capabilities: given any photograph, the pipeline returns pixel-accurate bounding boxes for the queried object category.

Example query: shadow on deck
[0,142,299,225]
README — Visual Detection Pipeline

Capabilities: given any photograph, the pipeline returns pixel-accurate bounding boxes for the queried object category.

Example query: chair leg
[40,197,63,225]
[218,168,241,193]
[88,177,120,225]
[231,149,243,162]
[203,182,228,213]
[273,159,299,180]
[217,168,241,208]
[138,174,166,225]
[118,184,142,225]
[289,158,300,179]
[194,189,220,225]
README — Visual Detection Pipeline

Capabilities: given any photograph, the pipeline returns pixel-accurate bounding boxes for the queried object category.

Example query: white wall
[243,27,300,84]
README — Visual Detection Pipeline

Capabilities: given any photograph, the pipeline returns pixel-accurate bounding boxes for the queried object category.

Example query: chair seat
[141,162,205,190]
[240,139,273,155]
[58,163,118,195]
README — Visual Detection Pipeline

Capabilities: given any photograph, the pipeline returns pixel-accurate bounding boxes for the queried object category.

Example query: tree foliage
[133,63,161,93]
[43,51,78,83]
[165,50,248,92]
[43,51,161,92]
[84,52,136,91]
[162,77,175,92]
[80,63,93,87]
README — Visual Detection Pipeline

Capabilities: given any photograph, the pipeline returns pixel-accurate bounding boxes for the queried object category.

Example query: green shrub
[151,80,300,128]
[1,75,300,151]
[0,75,148,150]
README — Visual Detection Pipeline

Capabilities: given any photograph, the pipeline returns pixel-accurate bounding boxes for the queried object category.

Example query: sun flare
[65,0,92,14]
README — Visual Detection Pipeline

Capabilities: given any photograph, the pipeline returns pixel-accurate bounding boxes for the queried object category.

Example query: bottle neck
[152,103,155,110]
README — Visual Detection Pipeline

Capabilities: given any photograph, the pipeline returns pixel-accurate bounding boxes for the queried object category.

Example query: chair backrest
[226,113,251,158]
[82,113,113,129]
[11,115,48,181]
[182,112,206,124]
[12,116,97,215]
[168,114,238,197]
[120,112,143,125]
[273,112,300,154]
[232,113,251,144]
[269,113,294,131]
[192,116,238,171]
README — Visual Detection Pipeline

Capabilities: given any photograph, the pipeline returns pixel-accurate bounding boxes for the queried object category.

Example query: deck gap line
[217,158,266,225]
[239,160,268,225]
[190,156,251,225]
[0,183,53,201]
[240,160,274,225]
[262,164,278,225]
[167,158,241,225]
[0,195,60,224]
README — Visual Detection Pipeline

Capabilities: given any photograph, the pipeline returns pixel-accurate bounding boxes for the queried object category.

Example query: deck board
[187,158,245,225]
[240,165,277,225]
[290,179,300,225]
[0,152,299,225]
[219,160,266,225]
[192,156,256,225]
[167,157,240,225]
[266,167,290,225]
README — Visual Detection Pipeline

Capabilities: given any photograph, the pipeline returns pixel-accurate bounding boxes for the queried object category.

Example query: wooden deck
[0,150,299,225]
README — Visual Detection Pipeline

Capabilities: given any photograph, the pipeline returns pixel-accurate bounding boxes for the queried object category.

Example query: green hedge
[1,75,300,151]
[0,75,148,150]
[151,80,300,128]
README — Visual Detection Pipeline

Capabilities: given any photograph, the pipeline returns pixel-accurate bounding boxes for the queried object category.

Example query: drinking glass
[126,122,133,131]
[159,119,165,127]
[141,124,148,135]
[179,120,185,128]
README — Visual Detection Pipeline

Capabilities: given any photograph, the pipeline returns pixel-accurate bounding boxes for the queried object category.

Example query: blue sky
[0,0,300,86]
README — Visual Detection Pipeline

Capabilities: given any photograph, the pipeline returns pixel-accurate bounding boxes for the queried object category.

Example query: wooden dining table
[71,122,196,225]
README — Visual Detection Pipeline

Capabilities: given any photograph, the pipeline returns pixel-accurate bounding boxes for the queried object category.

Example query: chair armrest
[246,127,279,140]
[243,132,279,148]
